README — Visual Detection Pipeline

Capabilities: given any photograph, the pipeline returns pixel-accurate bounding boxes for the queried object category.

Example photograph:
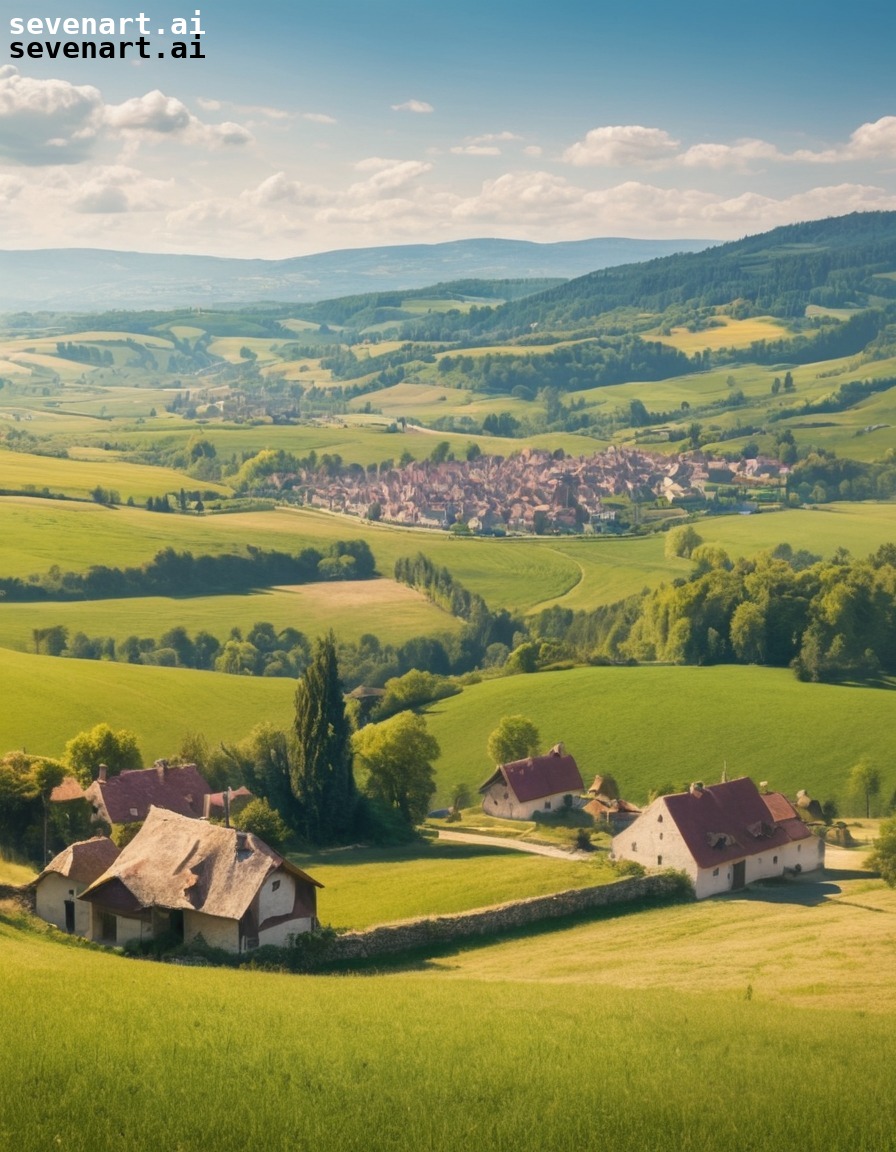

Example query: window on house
[631,842,637,852]
[773,856,778,864]
[271,879,280,892]
[713,868,719,877]
[657,855,663,866]
[657,814,663,823]
[659,833,663,840]
[797,844,801,852]
[545,801,551,810]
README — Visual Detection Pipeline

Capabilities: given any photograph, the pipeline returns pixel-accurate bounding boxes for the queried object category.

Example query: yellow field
[656,315,791,353]
[0,449,231,502]
[0,331,174,354]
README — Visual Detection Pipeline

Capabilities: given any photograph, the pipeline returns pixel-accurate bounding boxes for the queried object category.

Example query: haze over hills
[0,236,715,313]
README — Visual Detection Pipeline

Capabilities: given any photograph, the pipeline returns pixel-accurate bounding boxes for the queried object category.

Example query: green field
[2,859,895,1152]
[0,448,231,502]
[5,498,896,618]
[0,647,293,761]
[296,840,612,930]
[0,579,460,654]
[422,664,896,808]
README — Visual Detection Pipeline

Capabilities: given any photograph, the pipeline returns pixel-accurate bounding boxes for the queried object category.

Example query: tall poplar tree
[291,631,356,843]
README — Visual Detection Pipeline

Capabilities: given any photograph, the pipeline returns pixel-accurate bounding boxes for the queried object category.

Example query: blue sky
[2,0,895,256]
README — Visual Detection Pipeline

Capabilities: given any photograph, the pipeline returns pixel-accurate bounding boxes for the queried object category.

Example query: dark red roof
[480,746,584,803]
[85,763,210,824]
[663,778,811,869]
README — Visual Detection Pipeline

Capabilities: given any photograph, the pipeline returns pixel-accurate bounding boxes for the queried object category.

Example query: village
[270,445,788,533]
[32,744,825,956]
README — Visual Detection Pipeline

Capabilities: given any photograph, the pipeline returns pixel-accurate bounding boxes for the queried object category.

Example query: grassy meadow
[296,840,612,930]
[2,859,895,1152]
[0,647,294,761]
[0,580,460,654]
[422,664,896,808]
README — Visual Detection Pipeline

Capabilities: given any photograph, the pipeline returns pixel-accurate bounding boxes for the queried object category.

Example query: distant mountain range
[0,237,716,312]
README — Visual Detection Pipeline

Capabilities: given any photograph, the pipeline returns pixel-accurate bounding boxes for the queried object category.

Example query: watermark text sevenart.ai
[9,10,206,61]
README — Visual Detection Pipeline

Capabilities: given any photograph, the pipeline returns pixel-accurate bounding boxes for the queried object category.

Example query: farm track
[437,828,592,860]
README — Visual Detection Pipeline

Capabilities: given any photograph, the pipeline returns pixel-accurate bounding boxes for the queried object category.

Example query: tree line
[526,532,896,684]
[0,540,376,602]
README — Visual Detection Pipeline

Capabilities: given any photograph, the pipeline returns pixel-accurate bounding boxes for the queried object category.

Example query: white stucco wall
[113,914,148,945]
[482,784,576,821]
[257,870,296,925]
[35,874,93,937]
[184,910,240,952]
[258,916,315,947]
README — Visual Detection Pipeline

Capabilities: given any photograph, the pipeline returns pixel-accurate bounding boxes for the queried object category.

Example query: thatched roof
[80,807,321,921]
[37,837,120,886]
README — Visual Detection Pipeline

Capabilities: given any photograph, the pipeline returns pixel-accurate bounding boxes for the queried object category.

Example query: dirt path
[437,829,593,860]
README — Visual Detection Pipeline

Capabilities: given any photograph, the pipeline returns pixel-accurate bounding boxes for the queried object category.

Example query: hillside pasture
[0,449,231,503]
[5,497,896,612]
[0,579,461,654]
[0,647,294,761]
[656,315,792,353]
[422,664,896,809]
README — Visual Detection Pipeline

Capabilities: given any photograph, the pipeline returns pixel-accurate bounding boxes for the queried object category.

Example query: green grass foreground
[1,892,895,1152]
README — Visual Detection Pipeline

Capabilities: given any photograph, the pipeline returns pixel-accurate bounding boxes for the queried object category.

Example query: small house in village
[78,806,322,952]
[584,773,641,829]
[34,836,121,937]
[479,744,584,820]
[84,760,210,828]
[612,777,824,899]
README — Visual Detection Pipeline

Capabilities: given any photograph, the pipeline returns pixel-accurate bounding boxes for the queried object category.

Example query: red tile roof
[663,778,812,869]
[480,745,584,804]
[50,776,87,803]
[85,763,210,824]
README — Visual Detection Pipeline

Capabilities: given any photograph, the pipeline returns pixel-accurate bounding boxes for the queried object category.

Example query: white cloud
[678,138,785,170]
[348,159,433,197]
[104,90,253,147]
[391,99,434,114]
[245,171,329,207]
[469,131,522,145]
[563,125,680,167]
[302,112,337,125]
[451,145,501,156]
[523,145,543,157]
[0,66,103,164]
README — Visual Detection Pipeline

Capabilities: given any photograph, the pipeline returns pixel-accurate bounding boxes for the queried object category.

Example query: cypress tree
[291,631,356,843]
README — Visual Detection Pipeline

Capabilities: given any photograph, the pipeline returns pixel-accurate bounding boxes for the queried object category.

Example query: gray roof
[80,807,321,921]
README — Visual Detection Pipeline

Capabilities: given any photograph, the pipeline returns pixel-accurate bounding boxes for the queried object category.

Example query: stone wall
[315,873,684,966]
[0,883,35,909]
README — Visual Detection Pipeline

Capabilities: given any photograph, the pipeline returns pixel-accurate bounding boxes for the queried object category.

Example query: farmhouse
[78,806,322,951]
[479,743,584,820]
[84,760,210,828]
[34,836,120,937]
[612,777,824,899]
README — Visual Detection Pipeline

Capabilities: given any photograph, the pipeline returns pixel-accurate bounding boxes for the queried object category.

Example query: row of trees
[526,533,896,684]
[1,540,375,603]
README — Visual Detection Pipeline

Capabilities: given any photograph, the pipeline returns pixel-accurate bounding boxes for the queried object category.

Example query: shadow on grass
[293,840,526,870]
[729,867,877,907]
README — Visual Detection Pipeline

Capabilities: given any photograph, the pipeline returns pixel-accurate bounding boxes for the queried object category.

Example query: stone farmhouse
[479,744,584,820]
[612,777,824,899]
[75,807,322,951]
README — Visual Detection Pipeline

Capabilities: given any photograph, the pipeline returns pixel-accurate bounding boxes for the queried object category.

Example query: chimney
[202,794,212,820]
[98,764,107,783]
[223,788,231,829]
[689,781,705,795]
[154,758,168,781]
